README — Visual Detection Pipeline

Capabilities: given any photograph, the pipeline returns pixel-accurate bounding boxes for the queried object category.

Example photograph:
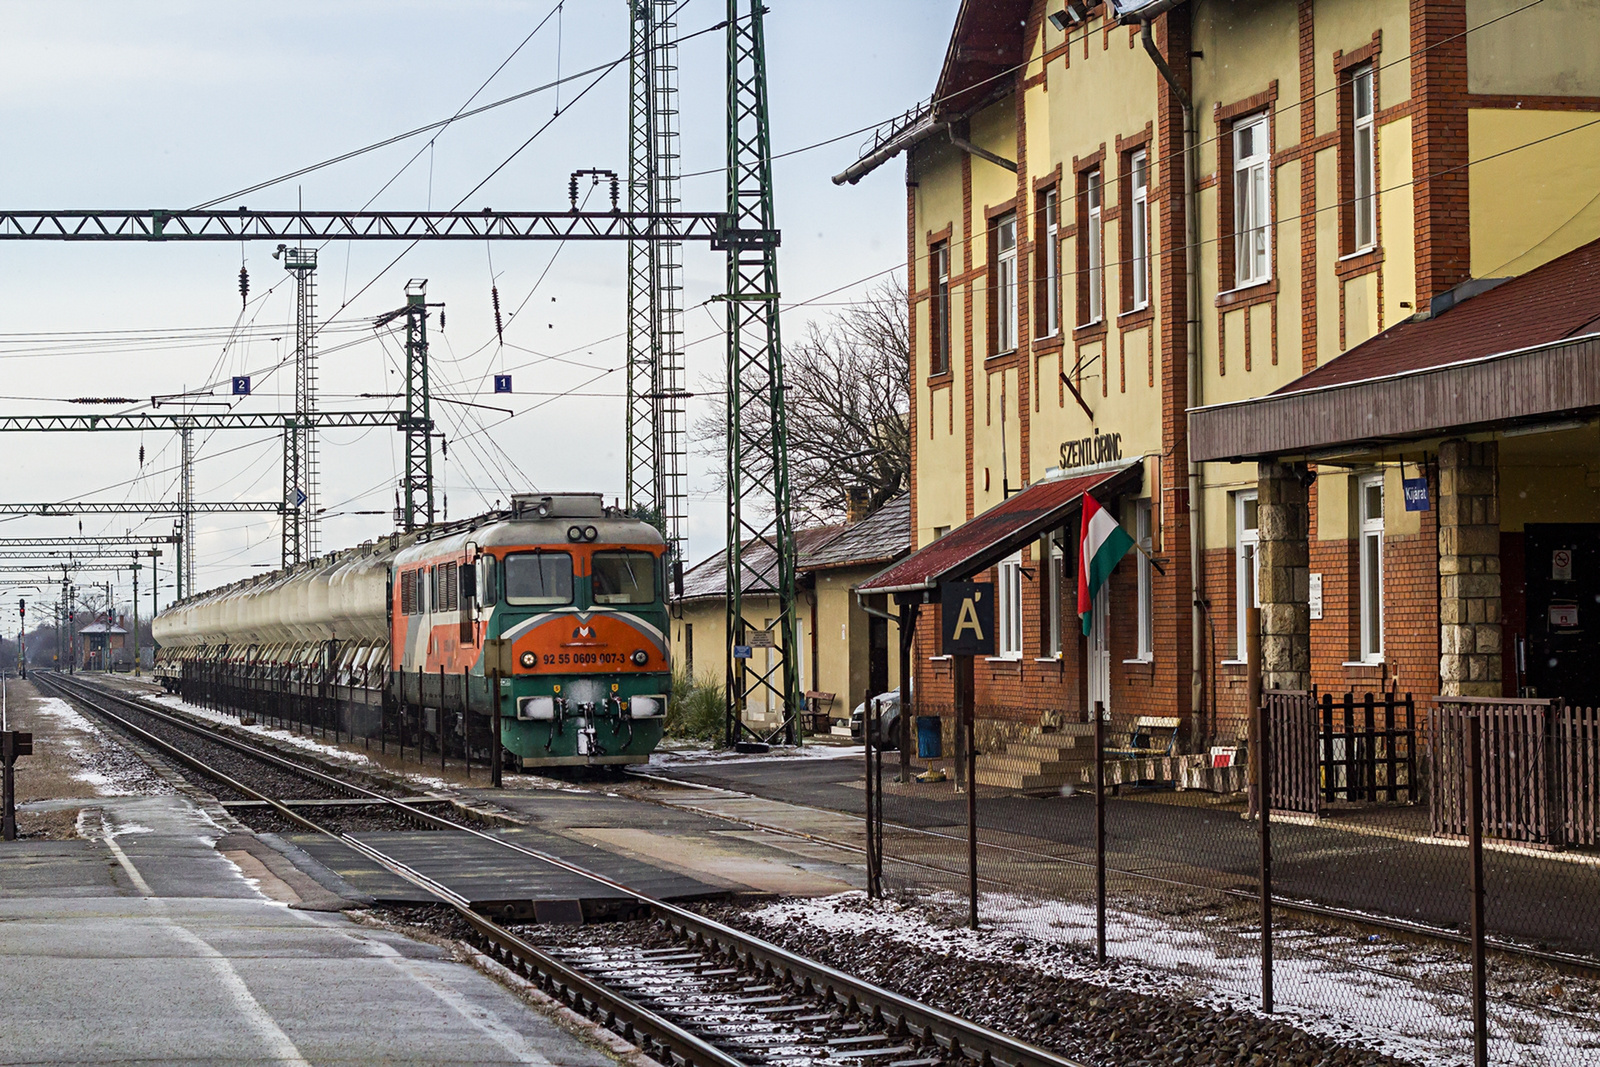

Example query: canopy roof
[860,463,1142,595]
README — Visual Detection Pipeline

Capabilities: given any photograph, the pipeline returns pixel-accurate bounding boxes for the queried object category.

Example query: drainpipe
[1135,12,1209,746]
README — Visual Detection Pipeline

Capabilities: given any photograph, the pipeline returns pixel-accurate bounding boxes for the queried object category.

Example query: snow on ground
[144,691,597,794]
[743,890,1600,1067]
[32,696,175,797]
[146,692,464,792]
[651,740,864,767]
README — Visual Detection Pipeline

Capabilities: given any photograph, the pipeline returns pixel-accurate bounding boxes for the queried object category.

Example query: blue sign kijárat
[1403,477,1430,512]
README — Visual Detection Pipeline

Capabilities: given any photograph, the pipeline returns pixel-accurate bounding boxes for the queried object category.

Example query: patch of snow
[653,741,864,767]
[32,696,175,797]
[744,891,1600,1067]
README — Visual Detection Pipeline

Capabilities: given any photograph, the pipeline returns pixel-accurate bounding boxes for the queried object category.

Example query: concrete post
[1438,440,1501,698]
[1256,461,1311,692]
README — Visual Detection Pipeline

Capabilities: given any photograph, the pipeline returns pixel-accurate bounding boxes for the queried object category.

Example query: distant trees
[694,277,910,526]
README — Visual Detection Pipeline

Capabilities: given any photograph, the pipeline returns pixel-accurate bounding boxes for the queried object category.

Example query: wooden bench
[804,691,836,734]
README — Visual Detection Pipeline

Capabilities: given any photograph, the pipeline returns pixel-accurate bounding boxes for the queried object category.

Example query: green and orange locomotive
[153,493,670,769]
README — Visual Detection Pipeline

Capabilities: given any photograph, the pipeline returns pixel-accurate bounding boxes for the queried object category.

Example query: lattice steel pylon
[723,0,799,747]
[625,0,688,570]
[399,279,434,531]
[178,421,195,598]
[280,246,318,566]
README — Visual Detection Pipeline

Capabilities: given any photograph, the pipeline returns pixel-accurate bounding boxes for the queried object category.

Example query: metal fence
[859,692,1600,1067]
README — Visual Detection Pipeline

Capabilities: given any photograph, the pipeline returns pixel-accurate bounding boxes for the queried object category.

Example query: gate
[1431,697,1554,844]
[1265,689,1320,814]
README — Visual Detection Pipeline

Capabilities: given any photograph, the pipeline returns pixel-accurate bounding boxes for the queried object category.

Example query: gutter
[1132,8,1210,746]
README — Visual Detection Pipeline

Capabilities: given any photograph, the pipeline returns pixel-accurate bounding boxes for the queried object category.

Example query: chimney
[846,486,871,525]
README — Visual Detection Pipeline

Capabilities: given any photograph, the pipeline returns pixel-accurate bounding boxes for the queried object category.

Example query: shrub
[666,668,724,741]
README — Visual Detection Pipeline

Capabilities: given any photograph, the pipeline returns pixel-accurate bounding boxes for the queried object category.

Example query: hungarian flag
[1078,492,1135,635]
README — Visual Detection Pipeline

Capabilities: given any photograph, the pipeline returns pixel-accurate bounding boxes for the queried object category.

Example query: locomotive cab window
[592,551,656,605]
[478,554,498,607]
[504,552,573,605]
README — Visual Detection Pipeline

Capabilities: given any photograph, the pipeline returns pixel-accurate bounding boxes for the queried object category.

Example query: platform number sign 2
[941,581,995,656]
[231,376,251,396]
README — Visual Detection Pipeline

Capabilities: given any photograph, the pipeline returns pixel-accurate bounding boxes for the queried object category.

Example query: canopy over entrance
[860,463,1143,596]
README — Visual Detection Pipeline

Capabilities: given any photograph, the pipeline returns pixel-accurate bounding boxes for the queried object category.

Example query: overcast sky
[0,0,959,620]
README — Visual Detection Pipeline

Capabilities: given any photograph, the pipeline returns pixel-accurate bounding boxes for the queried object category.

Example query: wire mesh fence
[861,691,1600,1066]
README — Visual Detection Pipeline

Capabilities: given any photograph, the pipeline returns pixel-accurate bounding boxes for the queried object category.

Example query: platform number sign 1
[494,374,513,394]
[941,581,995,656]
[231,376,251,396]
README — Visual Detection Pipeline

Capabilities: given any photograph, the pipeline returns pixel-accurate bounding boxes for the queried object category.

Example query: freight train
[151,493,670,768]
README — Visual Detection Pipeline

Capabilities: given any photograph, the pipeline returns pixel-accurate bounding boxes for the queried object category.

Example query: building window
[992,213,1018,354]
[1042,535,1065,658]
[1135,500,1153,660]
[997,552,1023,659]
[1129,150,1150,311]
[930,242,951,375]
[933,525,951,541]
[1233,116,1271,287]
[1351,66,1376,253]
[1035,187,1060,337]
[1235,490,1259,659]
[1358,472,1385,662]
[1078,168,1104,325]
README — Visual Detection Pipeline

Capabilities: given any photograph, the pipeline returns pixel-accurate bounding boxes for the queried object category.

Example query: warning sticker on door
[1550,603,1580,629]
[1553,549,1574,581]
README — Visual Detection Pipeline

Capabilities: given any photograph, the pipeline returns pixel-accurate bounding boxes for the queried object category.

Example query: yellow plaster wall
[1468,110,1600,278]
[1498,425,1600,531]
[1467,0,1600,96]
[1379,116,1417,323]
[911,141,970,547]
[812,568,902,714]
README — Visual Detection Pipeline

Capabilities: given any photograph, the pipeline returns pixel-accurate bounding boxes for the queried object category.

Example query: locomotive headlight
[583,525,598,541]
[566,525,583,542]
[519,650,536,669]
[631,649,648,666]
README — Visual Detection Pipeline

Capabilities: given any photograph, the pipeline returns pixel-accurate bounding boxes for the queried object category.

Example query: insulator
[138,445,145,466]
[491,286,504,344]
[438,310,445,331]
[238,265,249,306]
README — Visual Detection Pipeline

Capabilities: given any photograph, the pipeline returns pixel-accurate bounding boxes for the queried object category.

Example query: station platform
[0,795,620,1066]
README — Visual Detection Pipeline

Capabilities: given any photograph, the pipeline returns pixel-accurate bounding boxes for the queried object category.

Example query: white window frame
[1358,472,1385,663]
[1233,116,1272,288]
[1132,500,1153,661]
[1044,535,1065,658]
[1352,66,1376,253]
[1086,169,1104,325]
[1039,188,1060,337]
[1235,490,1260,660]
[996,552,1024,660]
[995,213,1018,353]
[1131,150,1150,311]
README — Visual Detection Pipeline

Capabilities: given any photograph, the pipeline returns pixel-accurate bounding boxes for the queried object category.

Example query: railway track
[34,672,1087,1067]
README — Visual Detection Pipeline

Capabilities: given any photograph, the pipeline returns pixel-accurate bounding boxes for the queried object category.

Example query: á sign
[941,581,996,656]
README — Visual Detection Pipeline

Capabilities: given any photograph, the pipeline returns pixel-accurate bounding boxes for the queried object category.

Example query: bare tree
[694,277,909,526]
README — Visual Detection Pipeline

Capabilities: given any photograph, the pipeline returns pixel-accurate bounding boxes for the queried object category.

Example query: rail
[36,672,1087,1067]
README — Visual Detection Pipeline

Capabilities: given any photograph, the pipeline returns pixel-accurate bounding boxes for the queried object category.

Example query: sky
[0,0,961,623]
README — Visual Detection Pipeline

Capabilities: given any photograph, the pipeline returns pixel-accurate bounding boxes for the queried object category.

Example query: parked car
[849,690,901,748]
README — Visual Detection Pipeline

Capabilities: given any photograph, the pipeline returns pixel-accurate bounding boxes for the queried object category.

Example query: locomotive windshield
[592,551,656,605]
[504,552,573,605]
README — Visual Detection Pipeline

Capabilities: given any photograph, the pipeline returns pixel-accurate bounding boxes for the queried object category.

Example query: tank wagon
[152,493,670,768]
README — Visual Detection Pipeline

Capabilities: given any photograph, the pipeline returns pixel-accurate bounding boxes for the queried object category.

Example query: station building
[846,0,1600,757]
[674,498,910,730]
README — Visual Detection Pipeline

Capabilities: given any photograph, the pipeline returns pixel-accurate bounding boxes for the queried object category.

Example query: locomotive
[151,493,670,768]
